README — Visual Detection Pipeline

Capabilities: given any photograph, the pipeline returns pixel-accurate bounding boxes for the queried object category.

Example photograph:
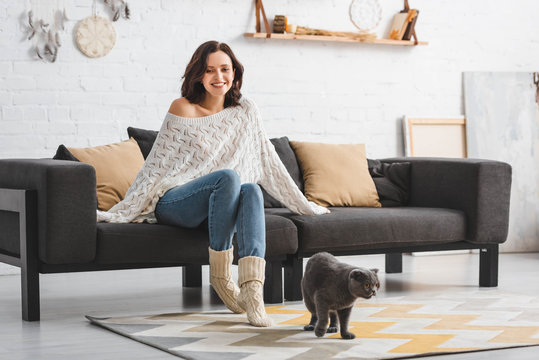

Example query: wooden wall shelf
[244,32,428,46]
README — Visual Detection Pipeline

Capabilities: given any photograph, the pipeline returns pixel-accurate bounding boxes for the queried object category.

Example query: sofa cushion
[266,207,466,253]
[53,144,80,161]
[65,138,145,211]
[127,126,159,159]
[289,141,381,208]
[368,159,411,207]
[95,213,297,264]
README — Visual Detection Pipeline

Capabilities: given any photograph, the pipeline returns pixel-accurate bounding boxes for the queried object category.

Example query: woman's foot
[208,247,245,314]
[237,280,274,327]
[238,256,274,327]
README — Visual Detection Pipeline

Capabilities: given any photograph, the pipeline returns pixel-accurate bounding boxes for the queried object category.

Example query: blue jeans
[154,169,266,258]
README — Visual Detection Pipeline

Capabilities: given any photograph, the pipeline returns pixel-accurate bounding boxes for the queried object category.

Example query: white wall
[1,0,538,273]
[2,0,538,159]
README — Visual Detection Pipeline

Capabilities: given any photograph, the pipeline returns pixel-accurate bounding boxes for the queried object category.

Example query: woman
[97,41,328,327]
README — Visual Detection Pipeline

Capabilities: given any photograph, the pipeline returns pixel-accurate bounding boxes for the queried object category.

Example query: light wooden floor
[1,252,539,360]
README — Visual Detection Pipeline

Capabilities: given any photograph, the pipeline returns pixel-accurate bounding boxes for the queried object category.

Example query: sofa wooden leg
[21,263,40,321]
[18,189,40,321]
[385,253,403,273]
[264,260,283,304]
[182,264,202,287]
[479,245,498,287]
[284,255,303,301]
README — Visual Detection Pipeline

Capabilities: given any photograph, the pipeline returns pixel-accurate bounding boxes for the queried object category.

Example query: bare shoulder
[168,98,196,117]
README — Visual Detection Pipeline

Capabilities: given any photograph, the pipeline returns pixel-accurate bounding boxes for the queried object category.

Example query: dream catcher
[348,0,382,32]
[75,0,131,58]
[75,0,117,58]
[24,0,68,62]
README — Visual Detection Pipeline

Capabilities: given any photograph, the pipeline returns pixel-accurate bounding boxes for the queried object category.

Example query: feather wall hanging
[104,0,130,22]
[23,0,68,63]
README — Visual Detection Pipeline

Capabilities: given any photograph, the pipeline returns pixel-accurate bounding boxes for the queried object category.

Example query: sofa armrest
[382,157,511,244]
[0,159,97,264]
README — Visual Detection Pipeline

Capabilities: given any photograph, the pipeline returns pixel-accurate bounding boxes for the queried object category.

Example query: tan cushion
[289,141,381,208]
[68,138,144,211]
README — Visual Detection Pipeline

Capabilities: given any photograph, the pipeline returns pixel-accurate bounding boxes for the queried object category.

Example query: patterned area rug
[87,290,539,359]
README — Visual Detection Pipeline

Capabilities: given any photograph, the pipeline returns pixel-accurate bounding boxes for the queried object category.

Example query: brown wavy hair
[181,41,244,107]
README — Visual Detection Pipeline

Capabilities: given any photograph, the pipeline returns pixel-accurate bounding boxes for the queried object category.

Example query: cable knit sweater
[97,97,326,223]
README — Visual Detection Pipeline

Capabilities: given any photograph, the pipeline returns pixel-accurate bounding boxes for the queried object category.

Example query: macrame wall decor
[23,0,68,62]
[75,0,117,58]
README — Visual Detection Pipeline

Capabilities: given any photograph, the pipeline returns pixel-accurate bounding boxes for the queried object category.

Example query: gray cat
[301,252,379,340]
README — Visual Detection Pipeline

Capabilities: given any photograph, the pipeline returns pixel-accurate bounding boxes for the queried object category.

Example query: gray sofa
[0,136,512,321]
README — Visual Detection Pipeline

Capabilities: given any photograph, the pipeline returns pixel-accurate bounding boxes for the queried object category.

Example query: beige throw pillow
[289,141,381,208]
[68,138,144,211]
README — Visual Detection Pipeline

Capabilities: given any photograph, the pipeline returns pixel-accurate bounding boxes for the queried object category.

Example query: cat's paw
[314,327,327,337]
[341,331,356,340]
[327,326,338,333]
[303,324,315,331]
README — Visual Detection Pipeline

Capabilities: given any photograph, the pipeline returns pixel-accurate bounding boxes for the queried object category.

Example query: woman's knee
[214,169,240,192]
[241,183,263,202]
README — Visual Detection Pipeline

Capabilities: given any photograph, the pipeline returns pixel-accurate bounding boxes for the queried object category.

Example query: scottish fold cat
[301,252,379,339]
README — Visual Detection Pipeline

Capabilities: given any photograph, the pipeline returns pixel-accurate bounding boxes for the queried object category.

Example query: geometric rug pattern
[87,290,539,359]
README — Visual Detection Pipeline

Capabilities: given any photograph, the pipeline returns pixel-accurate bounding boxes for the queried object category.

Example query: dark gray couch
[0,137,512,321]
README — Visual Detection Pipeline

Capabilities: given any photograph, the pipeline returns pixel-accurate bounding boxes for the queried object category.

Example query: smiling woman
[201,52,235,97]
[96,40,329,329]
[169,50,237,118]
[180,41,244,111]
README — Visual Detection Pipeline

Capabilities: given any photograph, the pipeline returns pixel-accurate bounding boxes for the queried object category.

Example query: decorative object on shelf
[273,15,286,33]
[389,0,419,44]
[103,0,130,21]
[22,0,69,63]
[76,0,116,58]
[295,26,376,42]
[285,23,297,34]
[388,12,409,40]
[348,0,382,32]
[254,0,271,37]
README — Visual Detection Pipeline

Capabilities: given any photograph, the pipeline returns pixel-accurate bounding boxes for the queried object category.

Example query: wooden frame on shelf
[255,0,270,38]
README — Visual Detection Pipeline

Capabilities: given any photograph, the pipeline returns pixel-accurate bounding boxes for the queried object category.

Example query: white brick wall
[0,1,538,273]
[0,0,536,158]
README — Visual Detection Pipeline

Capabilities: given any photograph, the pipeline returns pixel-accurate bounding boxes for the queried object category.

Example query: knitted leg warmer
[208,247,245,314]
[237,256,274,327]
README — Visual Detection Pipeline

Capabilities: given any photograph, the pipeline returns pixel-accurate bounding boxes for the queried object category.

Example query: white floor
[1,252,538,360]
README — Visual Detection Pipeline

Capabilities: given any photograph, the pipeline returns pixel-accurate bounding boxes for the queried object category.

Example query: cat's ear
[370,268,379,274]
[350,269,364,281]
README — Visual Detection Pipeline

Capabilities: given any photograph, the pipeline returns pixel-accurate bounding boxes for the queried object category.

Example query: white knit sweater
[97,97,326,223]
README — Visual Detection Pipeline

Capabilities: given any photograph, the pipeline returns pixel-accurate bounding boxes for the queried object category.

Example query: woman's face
[201,50,235,98]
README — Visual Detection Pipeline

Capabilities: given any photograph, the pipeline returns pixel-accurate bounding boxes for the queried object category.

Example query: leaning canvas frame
[403,117,467,158]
